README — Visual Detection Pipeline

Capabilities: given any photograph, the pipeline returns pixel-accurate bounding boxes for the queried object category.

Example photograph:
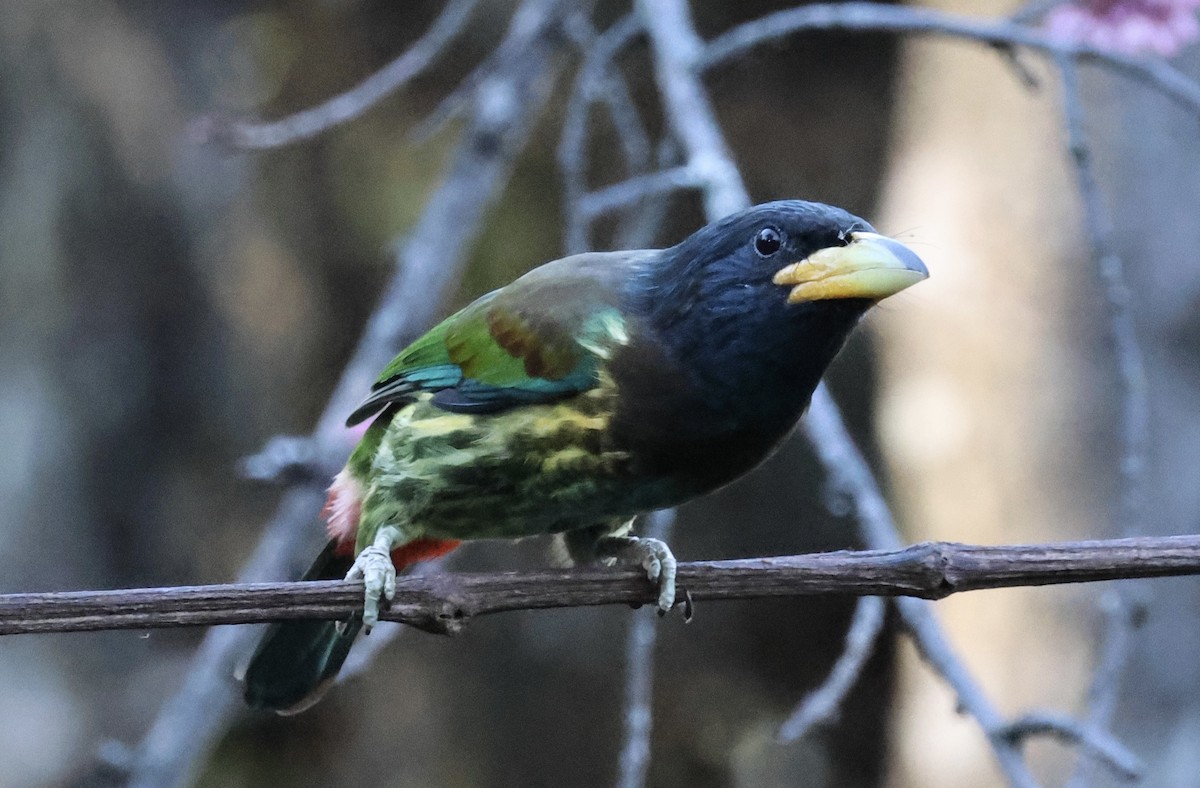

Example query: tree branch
[199,0,480,150]
[558,13,648,254]
[576,166,702,220]
[122,4,569,786]
[700,3,1200,119]
[637,2,1042,783]
[997,711,1144,783]
[778,595,887,743]
[1056,54,1152,788]
[616,510,675,788]
[11,536,1200,637]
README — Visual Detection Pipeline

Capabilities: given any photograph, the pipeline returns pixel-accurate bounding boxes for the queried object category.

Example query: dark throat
[610,289,871,492]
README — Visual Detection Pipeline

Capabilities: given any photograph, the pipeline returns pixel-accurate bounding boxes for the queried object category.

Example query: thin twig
[637,0,749,218]
[777,596,887,743]
[997,711,1144,783]
[699,3,1200,120]
[577,166,702,220]
[1057,57,1149,546]
[803,389,1039,788]
[10,536,1200,636]
[563,80,675,782]
[1010,0,1073,25]
[558,14,645,254]
[1056,54,1152,788]
[203,0,479,150]
[237,435,345,484]
[122,4,569,787]
[613,141,680,251]
[616,510,675,788]
[408,0,572,144]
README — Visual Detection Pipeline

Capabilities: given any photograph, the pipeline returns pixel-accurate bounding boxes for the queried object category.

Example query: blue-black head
[632,199,927,427]
[610,200,927,491]
[640,199,926,328]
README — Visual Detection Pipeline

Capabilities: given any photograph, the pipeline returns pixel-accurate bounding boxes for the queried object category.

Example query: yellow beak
[772,232,929,303]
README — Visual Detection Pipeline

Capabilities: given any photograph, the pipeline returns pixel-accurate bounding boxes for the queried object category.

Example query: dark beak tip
[879,236,929,278]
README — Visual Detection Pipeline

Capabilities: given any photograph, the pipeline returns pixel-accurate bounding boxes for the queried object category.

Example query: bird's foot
[345,540,397,632]
[598,535,679,616]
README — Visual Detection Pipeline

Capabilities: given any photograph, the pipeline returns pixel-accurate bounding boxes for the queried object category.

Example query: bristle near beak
[772,232,929,304]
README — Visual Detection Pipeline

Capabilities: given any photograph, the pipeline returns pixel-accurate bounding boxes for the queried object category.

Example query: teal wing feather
[345,252,642,426]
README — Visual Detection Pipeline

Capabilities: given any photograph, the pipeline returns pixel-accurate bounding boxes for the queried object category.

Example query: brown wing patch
[474,306,580,381]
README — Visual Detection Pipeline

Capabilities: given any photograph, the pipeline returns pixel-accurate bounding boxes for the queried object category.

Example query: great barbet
[243,200,928,712]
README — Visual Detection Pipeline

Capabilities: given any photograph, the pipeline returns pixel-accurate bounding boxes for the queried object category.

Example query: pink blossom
[1044,0,1200,57]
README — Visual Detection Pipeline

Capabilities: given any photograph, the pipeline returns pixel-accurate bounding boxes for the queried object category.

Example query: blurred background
[2,1,1199,786]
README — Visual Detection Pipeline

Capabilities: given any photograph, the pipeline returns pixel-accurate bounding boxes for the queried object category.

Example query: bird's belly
[363,394,671,539]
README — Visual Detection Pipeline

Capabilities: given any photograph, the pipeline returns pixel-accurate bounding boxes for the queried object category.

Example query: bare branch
[558,14,645,254]
[123,4,570,786]
[778,595,887,743]
[1009,1,1073,25]
[1058,57,1149,538]
[577,166,702,220]
[637,1,1042,783]
[804,389,1040,788]
[699,3,1200,120]
[616,510,675,788]
[203,0,479,150]
[1056,54,1152,787]
[12,537,1200,636]
[637,0,749,218]
[997,711,1144,783]
[409,0,570,143]
[237,435,345,484]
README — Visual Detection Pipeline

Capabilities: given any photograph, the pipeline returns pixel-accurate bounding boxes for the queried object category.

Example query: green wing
[345,253,638,426]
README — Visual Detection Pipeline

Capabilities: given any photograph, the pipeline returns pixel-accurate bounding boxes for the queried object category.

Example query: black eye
[754,227,781,257]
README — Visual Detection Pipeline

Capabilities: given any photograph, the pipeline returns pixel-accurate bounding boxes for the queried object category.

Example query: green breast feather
[341,253,673,548]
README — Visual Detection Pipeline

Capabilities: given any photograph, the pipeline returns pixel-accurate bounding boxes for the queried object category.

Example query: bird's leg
[563,519,678,615]
[345,525,403,631]
[596,534,678,615]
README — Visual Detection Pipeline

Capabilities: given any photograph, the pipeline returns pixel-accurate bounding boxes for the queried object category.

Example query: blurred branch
[122,3,569,787]
[1009,1,1072,25]
[11,536,1200,636]
[577,166,702,220]
[638,0,747,217]
[804,390,1040,788]
[237,434,342,484]
[1058,56,1149,547]
[700,3,1200,119]
[997,711,1144,783]
[616,510,675,788]
[637,0,1041,784]
[777,595,887,743]
[197,0,479,149]
[409,0,575,143]
[558,13,647,254]
[1056,54,1151,788]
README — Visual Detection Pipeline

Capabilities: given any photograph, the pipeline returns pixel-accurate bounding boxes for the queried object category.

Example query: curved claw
[679,587,694,623]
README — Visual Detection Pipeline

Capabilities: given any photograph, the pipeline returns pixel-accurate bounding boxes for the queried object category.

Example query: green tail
[243,540,361,714]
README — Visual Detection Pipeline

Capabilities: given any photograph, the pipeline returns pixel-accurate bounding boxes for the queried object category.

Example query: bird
[242,199,928,713]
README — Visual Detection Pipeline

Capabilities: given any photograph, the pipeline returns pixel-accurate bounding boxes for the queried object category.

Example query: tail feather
[242,535,463,713]
[243,539,358,714]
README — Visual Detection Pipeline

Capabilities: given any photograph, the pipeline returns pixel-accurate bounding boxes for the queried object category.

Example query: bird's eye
[754,227,782,257]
